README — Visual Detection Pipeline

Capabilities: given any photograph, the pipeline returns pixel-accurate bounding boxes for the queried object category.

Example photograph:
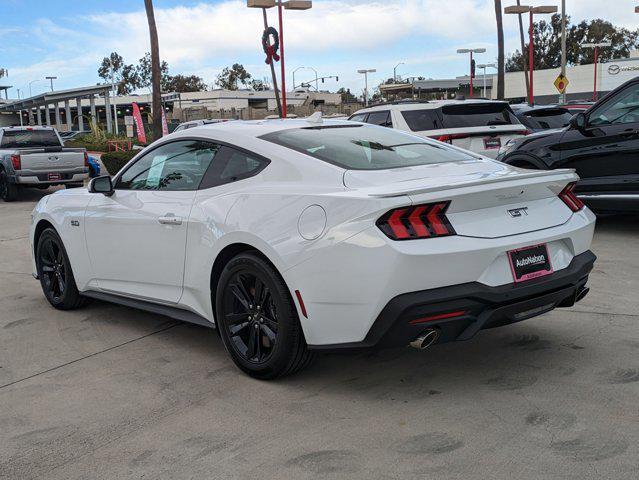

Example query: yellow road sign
[554,74,569,94]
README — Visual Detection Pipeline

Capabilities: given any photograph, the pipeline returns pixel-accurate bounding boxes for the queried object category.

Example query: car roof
[174,118,359,139]
[353,99,509,114]
[510,104,568,113]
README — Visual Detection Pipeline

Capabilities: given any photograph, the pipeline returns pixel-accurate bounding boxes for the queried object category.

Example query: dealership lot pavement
[1,189,638,480]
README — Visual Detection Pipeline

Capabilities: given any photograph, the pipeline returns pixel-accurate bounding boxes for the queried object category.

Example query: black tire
[215,252,314,379]
[0,169,19,202]
[36,228,87,310]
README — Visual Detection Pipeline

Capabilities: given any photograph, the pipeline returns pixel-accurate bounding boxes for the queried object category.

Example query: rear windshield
[260,125,474,170]
[0,129,61,148]
[401,103,519,131]
[523,109,572,129]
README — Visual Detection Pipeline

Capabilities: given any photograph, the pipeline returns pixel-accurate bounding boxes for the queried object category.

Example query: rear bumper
[309,250,595,350]
[13,168,88,185]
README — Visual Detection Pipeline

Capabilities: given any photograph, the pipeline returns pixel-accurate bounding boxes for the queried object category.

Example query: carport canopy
[0,85,114,133]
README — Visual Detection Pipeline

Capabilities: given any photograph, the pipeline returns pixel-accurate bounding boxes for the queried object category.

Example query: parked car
[173,118,230,132]
[31,118,595,379]
[558,100,596,116]
[497,77,639,213]
[510,104,572,131]
[0,126,89,201]
[348,99,529,158]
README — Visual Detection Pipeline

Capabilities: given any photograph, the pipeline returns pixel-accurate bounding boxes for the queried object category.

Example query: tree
[494,0,505,100]
[506,15,639,72]
[136,52,169,92]
[215,64,252,90]
[162,74,207,93]
[98,52,139,95]
[144,0,163,140]
[337,87,357,103]
[249,79,270,91]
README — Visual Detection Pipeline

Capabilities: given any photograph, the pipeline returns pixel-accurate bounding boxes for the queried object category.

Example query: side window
[349,113,368,122]
[116,140,220,191]
[366,111,392,127]
[199,146,269,189]
[589,85,639,126]
[401,109,443,131]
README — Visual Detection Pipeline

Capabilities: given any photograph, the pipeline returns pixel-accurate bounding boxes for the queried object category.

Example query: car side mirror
[570,112,587,130]
[88,175,114,196]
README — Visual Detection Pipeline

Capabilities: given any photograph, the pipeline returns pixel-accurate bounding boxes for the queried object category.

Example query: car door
[84,139,221,303]
[559,82,639,195]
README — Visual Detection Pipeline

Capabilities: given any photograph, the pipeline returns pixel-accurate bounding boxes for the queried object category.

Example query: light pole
[292,66,305,90]
[393,62,404,82]
[45,76,57,92]
[110,59,119,135]
[457,48,485,98]
[28,79,43,97]
[505,4,557,105]
[247,0,313,118]
[477,63,497,98]
[560,0,567,103]
[16,89,23,126]
[357,69,376,106]
[583,42,611,101]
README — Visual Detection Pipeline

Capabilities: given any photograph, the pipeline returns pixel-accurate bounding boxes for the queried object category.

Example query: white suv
[349,99,529,158]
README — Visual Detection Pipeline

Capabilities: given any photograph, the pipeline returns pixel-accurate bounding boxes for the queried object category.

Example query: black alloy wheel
[0,170,18,202]
[216,252,314,379]
[36,228,86,310]
[222,271,279,364]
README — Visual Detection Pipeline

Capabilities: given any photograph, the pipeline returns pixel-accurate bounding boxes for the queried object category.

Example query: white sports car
[30,118,596,378]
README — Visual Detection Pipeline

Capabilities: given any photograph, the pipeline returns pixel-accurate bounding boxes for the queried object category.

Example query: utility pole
[560,0,567,103]
[110,61,119,135]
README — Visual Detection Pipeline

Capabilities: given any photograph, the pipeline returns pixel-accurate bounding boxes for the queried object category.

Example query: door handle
[620,129,639,137]
[158,215,183,225]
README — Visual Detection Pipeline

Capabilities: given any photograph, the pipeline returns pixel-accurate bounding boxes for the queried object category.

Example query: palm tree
[494,0,505,100]
[144,0,163,140]
[516,0,530,95]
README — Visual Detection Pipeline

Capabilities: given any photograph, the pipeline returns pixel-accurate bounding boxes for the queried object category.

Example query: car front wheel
[36,228,87,310]
[215,252,314,379]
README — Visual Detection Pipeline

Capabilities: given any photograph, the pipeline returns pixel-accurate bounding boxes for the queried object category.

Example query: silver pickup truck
[0,126,89,201]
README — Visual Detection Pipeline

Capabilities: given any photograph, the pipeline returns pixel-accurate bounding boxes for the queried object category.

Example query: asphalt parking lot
[1,189,638,480]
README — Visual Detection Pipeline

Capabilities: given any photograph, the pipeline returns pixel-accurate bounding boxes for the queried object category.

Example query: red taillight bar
[409,310,469,325]
[433,133,469,144]
[11,154,21,170]
[559,182,584,212]
[377,201,456,240]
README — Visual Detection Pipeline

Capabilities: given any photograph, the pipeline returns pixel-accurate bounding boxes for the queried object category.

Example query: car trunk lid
[344,160,578,238]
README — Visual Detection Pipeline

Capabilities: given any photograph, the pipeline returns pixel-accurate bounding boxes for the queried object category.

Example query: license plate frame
[508,243,553,283]
[48,172,62,181]
[483,137,501,150]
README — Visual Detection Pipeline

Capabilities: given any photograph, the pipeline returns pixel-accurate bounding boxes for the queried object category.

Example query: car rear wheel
[36,228,87,310]
[215,252,314,379]
[0,170,18,202]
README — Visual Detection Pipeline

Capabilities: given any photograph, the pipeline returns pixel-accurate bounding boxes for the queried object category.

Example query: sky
[0,0,637,99]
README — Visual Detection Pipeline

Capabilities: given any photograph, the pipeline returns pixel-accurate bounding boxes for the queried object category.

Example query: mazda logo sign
[608,64,621,75]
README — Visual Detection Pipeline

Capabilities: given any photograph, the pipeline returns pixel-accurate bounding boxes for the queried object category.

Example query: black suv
[497,77,639,213]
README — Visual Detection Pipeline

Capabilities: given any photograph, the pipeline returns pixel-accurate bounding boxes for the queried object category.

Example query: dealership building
[380,50,639,104]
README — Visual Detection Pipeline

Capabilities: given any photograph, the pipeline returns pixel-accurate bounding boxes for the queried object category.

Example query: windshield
[260,125,475,170]
[0,129,61,148]
[401,103,519,131]
[523,109,572,129]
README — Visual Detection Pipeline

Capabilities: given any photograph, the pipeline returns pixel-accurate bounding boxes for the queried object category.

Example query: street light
[28,79,44,97]
[45,76,57,92]
[457,48,486,98]
[292,66,319,90]
[505,4,558,105]
[477,63,497,98]
[247,0,313,118]
[583,42,611,101]
[357,69,376,106]
[393,62,405,82]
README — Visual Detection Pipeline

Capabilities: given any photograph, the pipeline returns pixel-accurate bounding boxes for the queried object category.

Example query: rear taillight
[83,151,89,167]
[559,182,584,212]
[433,133,469,144]
[377,201,456,240]
[10,154,21,170]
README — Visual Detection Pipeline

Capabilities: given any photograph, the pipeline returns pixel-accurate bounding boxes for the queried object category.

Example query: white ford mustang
[30,118,596,378]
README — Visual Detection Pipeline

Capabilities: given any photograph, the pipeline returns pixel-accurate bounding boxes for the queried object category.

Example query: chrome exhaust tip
[409,328,440,350]
[576,286,590,303]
